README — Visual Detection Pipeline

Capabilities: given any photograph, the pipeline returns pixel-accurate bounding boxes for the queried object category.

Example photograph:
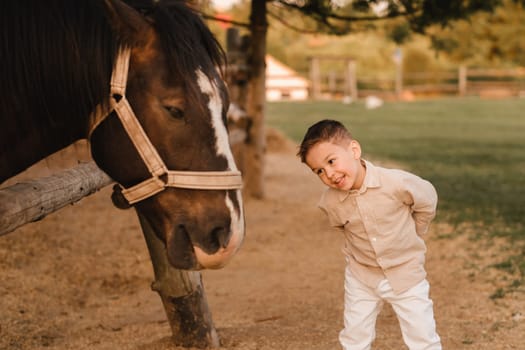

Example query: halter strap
[89,47,243,205]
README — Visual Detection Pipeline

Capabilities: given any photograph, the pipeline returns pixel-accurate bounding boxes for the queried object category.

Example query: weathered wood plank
[0,161,113,236]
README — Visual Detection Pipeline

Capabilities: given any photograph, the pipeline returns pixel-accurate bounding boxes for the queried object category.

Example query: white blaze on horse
[0,0,244,270]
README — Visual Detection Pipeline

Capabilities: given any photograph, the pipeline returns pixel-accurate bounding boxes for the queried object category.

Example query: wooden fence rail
[0,161,112,236]
[0,158,220,348]
[310,65,525,100]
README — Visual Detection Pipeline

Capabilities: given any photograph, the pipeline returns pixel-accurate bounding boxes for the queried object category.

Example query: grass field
[266,97,525,285]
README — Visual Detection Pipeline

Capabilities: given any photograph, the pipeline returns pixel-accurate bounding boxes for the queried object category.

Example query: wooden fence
[310,65,525,100]
[0,142,220,348]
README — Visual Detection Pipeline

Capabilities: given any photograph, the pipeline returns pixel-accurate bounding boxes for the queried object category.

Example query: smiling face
[305,140,366,192]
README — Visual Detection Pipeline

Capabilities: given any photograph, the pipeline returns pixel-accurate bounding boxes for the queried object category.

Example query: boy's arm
[319,204,341,228]
[401,174,438,236]
[318,189,344,228]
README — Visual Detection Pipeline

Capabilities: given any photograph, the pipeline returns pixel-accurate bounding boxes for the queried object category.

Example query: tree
[202,0,522,198]
[427,0,525,66]
[235,0,267,199]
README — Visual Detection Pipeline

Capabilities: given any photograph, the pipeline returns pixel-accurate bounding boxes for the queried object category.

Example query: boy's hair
[297,119,353,163]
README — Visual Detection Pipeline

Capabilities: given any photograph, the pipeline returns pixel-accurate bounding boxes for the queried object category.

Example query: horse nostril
[211,226,231,249]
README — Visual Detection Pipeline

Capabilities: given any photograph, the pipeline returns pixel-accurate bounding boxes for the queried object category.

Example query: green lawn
[266,97,525,242]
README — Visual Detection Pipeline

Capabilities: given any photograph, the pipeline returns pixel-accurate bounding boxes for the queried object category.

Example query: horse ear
[103,0,127,30]
[111,184,132,210]
[102,0,153,44]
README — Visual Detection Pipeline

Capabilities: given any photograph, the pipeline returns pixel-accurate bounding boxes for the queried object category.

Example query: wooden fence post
[137,213,220,348]
[0,159,221,348]
[459,65,467,96]
[346,59,358,101]
[328,70,336,94]
[392,47,403,99]
[225,27,251,182]
[309,57,321,100]
[226,27,250,108]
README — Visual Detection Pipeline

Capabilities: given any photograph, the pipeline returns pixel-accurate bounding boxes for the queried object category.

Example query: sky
[212,0,240,10]
[211,0,361,11]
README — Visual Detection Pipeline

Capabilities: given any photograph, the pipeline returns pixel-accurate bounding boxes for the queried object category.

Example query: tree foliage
[203,0,525,67]
[269,0,523,35]
[427,0,525,66]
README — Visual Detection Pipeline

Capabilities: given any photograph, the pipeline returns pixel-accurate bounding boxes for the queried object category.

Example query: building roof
[266,55,310,89]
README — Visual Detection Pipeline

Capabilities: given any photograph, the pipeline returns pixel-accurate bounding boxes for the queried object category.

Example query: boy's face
[305,140,365,191]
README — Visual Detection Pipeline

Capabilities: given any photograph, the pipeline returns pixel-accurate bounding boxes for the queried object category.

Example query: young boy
[298,119,442,350]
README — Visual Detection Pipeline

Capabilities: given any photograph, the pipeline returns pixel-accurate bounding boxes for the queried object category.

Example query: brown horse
[0,0,244,270]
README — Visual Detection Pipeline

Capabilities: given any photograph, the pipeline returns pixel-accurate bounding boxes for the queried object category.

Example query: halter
[89,47,243,205]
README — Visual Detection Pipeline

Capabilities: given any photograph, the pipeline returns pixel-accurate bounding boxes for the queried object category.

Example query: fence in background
[309,65,525,100]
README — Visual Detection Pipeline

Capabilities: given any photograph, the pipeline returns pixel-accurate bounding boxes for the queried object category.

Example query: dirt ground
[1,130,524,350]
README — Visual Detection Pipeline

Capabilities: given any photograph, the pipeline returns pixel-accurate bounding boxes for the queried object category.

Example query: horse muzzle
[193,223,244,269]
[165,220,244,270]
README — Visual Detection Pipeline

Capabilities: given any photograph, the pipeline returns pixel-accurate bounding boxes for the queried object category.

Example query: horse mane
[0,1,119,141]
[127,0,226,75]
[0,0,225,148]
[127,0,227,108]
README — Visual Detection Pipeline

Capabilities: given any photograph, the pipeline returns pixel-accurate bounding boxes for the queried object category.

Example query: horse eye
[165,106,184,119]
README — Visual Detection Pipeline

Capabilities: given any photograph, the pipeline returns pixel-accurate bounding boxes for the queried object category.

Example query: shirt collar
[338,159,381,202]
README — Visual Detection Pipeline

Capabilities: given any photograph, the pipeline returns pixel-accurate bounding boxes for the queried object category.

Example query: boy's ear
[349,140,362,159]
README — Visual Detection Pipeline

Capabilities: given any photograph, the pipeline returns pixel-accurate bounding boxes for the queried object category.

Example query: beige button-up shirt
[318,159,437,293]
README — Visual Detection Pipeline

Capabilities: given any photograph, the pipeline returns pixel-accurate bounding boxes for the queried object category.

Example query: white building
[266,55,310,101]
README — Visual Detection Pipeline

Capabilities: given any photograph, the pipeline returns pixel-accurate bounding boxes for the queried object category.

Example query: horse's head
[89,0,244,270]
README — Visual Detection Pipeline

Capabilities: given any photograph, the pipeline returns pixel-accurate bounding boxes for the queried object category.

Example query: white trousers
[339,267,442,350]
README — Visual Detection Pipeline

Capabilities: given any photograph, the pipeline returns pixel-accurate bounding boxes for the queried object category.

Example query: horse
[0,0,244,270]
